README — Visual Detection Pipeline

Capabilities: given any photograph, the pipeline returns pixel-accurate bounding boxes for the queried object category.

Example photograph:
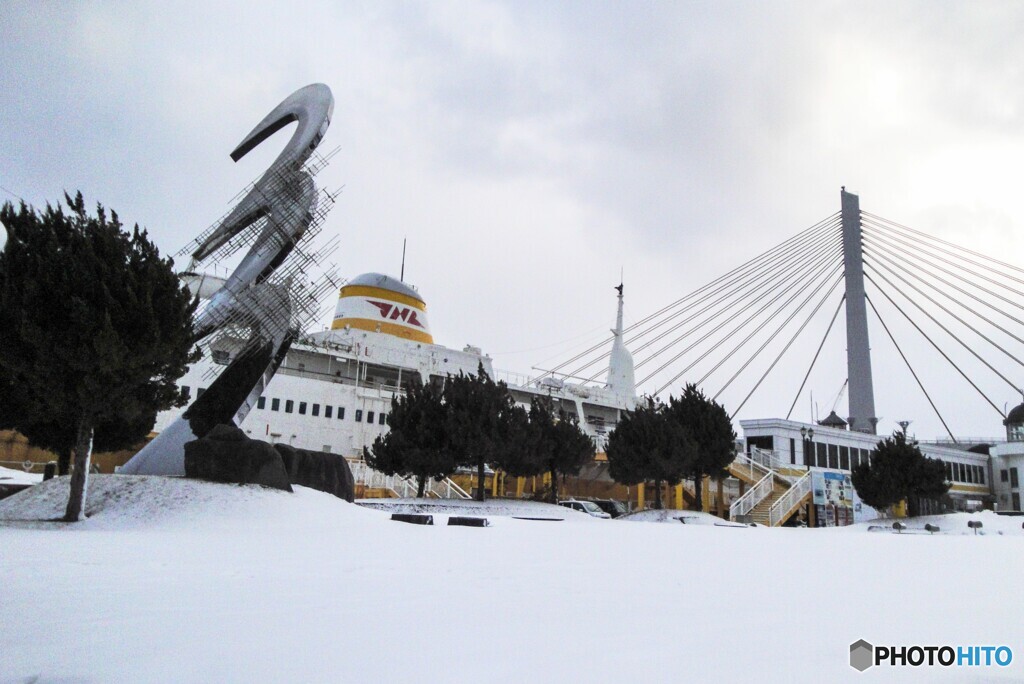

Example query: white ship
[158,272,638,460]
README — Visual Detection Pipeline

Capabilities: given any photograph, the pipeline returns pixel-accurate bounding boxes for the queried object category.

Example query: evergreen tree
[443,363,517,501]
[364,380,455,497]
[490,401,536,481]
[546,408,596,503]
[850,431,950,516]
[0,365,158,474]
[511,398,595,503]
[667,384,736,511]
[0,195,198,521]
[606,397,696,509]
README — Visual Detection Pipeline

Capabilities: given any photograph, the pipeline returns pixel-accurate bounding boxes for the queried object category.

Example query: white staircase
[728,450,812,526]
[348,461,471,500]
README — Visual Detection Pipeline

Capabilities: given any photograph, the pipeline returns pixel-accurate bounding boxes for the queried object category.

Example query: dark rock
[184,426,292,492]
[273,443,354,502]
[391,513,433,525]
[204,424,250,442]
[448,516,489,527]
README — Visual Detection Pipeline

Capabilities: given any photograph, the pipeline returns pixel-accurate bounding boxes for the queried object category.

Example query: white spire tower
[606,283,636,408]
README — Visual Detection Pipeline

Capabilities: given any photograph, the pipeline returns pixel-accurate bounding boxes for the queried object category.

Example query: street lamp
[800,427,815,467]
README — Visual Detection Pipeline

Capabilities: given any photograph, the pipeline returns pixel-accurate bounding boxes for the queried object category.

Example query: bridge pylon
[841,188,878,434]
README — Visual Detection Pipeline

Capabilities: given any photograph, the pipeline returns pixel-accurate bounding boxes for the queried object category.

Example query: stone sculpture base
[183,424,354,501]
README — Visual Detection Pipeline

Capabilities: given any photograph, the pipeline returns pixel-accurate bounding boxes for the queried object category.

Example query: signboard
[811,470,855,527]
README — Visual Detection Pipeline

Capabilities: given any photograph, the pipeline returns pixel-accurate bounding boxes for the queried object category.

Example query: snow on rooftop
[2,475,1023,681]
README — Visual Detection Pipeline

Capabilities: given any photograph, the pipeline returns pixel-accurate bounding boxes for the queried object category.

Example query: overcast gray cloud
[3,0,1024,439]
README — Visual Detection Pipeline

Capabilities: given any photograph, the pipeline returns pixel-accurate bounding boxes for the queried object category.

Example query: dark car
[590,499,628,518]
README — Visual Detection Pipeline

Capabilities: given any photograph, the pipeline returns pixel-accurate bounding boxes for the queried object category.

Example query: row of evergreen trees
[606,385,736,510]
[365,365,595,502]
[368,373,739,509]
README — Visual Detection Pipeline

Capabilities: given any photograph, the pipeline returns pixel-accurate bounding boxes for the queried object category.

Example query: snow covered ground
[0,464,43,485]
[2,476,1023,683]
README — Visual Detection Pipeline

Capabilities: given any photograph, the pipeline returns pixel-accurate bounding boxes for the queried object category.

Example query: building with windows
[990,403,1024,512]
[740,416,993,519]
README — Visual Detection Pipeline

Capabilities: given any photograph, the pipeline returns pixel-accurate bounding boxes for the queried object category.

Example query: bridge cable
[866,294,957,442]
[566,217,843,381]
[862,210,1024,280]
[637,242,843,389]
[786,295,845,420]
[616,229,844,378]
[864,257,1021,391]
[692,261,845,392]
[727,271,846,416]
[862,244,1024,368]
[626,220,842,357]
[715,269,846,402]
[863,235,1024,343]
[862,228,1024,326]
[538,212,841,381]
[649,248,843,394]
[861,219,1024,308]
[864,272,1006,417]
[862,216,1024,293]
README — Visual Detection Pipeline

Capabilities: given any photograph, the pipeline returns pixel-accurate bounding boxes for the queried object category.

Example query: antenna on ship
[400,238,407,282]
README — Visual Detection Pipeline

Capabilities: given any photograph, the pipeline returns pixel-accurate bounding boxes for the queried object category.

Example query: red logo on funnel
[368,300,424,328]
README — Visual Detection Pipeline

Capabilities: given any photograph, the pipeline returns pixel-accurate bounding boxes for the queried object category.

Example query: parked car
[558,499,611,519]
[589,499,628,518]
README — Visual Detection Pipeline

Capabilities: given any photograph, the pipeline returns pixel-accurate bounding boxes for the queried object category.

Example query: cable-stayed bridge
[540,189,1024,442]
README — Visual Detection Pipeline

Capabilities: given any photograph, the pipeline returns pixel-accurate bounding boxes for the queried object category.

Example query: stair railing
[729,470,775,520]
[349,461,471,500]
[769,471,812,526]
[731,452,771,482]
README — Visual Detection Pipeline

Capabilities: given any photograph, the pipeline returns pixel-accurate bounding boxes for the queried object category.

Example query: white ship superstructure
[157,272,637,456]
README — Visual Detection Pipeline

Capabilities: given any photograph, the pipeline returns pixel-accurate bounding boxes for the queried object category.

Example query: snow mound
[0,474,369,530]
[357,497,597,521]
[617,508,746,526]
[0,465,43,485]
[850,509,1024,536]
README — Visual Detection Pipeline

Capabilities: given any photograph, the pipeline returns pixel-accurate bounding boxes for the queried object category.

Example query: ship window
[312,404,320,417]
[285,400,294,414]
[322,445,331,453]
[337,407,345,420]
[355,409,363,422]
[299,402,307,415]
[959,463,966,482]
[816,442,827,468]
[1011,468,1019,488]
[1001,469,1009,482]
[839,446,850,471]
[367,411,375,424]
[257,397,266,410]
[966,466,974,484]
[181,385,191,399]
[827,444,838,469]
[978,466,985,485]
[379,412,387,425]
[271,398,280,411]
[325,405,333,419]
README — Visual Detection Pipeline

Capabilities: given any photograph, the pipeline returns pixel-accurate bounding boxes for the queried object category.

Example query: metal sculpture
[122,84,339,476]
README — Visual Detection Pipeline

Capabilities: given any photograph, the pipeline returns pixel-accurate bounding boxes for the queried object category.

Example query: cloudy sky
[3,1,1024,440]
